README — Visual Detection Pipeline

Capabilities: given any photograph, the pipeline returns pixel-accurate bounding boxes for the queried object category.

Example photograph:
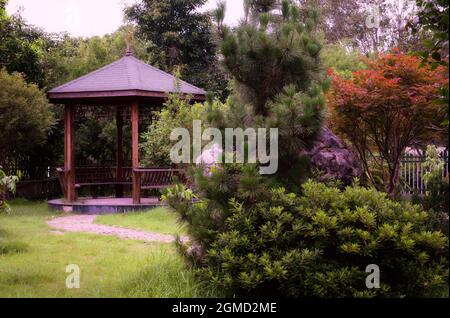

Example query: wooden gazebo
[47,48,206,207]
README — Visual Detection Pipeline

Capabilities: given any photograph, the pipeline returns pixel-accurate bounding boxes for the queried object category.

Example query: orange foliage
[327,51,448,195]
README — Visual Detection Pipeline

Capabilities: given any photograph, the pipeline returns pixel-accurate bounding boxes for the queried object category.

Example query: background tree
[125,0,228,99]
[412,0,449,66]
[412,0,449,134]
[295,0,424,54]
[214,0,328,185]
[328,51,448,196]
[0,69,54,170]
[140,94,205,167]
[362,0,423,53]
[75,118,131,165]
[0,0,6,23]
[0,0,46,87]
[42,27,153,89]
[295,0,365,46]
[321,42,366,79]
[421,145,449,222]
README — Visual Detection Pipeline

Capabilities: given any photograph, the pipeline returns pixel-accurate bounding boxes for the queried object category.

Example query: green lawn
[95,207,187,236]
[0,200,217,298]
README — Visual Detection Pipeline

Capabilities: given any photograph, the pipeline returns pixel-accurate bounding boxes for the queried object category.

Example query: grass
[95,207,187,236]
[1,200,448,298]
[0,200,217,298]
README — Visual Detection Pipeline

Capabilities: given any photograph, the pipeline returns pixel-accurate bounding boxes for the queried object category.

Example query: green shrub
[412,146,449,235]
[140,91,229,167]
[422,146,449,215]
[0,69,54,165]
[164,175,449,298]
[0,167,18,213]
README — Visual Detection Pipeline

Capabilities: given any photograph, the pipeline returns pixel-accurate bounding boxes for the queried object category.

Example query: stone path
[46,215,189,243]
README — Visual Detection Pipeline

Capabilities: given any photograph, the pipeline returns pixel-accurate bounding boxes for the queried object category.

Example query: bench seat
[57,167,185,199]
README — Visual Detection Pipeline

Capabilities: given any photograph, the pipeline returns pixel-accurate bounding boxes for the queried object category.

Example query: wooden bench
[134,168,185,190]
[57,167,184,199]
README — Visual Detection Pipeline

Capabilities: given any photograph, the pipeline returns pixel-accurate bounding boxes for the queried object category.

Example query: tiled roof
[49,54,206,96]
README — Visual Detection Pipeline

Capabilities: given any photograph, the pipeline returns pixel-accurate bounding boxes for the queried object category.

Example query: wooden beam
[131,101,141,204]
[47,90,206,104]
[115,107,124,198]
[64,104,76,202]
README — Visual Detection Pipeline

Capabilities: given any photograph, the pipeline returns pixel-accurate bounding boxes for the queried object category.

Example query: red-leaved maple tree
[328,51,448,196]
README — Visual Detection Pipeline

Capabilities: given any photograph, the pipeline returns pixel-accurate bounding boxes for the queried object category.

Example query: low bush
[420,146,449,235]
[0,167,18,213]
[164,172,449,298]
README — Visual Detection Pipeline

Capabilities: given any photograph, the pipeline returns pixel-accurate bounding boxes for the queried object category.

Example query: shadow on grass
[0,220,30,255]
[0,240,29,255]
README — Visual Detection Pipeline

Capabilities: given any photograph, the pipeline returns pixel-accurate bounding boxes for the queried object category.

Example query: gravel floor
[47,215,189,243]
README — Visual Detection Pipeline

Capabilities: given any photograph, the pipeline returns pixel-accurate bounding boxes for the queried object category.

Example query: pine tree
[168,0,330,256]
[174,0,330,240]
[212,0,328,186]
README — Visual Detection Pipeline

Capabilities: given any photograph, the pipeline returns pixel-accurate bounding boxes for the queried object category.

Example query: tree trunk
[386,160,401,197]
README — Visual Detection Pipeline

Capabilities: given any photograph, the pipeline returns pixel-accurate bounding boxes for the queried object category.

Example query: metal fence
[401,150,449,195]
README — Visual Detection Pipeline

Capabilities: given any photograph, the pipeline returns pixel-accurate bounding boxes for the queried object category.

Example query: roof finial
[125,31,134,56]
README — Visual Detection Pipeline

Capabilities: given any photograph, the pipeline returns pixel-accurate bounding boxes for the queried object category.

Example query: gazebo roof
[48,51,207,104]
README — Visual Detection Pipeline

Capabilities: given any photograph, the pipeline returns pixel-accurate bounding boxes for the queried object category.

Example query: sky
[5,0,244,37]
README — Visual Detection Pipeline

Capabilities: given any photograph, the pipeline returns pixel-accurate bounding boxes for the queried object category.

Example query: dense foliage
[321,42,365,79]
[0,0,46,87]
[328,51,448,196]
[0,69,54,167]
[296,0,426,54]
[74,117,131,165]
[161,1,450,298]
[43,27,153,89]
[0,0,448,299]
[413,0,450,133]
[212,1,328,187]
[140,88,234,167]
[412,0,449,67]
[125,0,228,99]
[217,1,327,117]
[141,93,201,167]
[2,0,231,169]
[415,146,449,234]
[164,176,449,297]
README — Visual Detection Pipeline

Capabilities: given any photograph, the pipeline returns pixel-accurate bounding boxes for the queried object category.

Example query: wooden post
[64,104,76,202]
[131,101,141,204]
[115,107,124,198]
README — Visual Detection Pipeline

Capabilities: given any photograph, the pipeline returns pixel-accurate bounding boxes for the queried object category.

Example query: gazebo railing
[134,168,186,190]
[75,166,132,185]
[56,166,185,200]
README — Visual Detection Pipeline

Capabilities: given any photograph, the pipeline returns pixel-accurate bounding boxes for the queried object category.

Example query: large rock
[306,127,362,185]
